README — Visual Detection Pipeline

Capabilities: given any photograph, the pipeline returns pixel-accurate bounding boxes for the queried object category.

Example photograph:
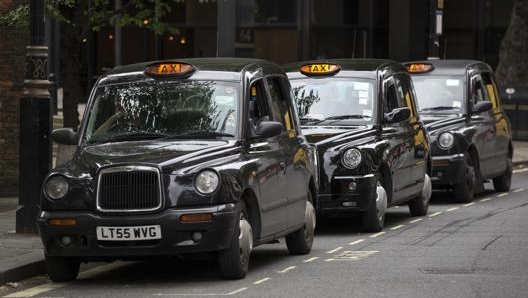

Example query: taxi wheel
[409,173,431,216]
[45,255,80,282]
[493,157,512,192]
[286,191,316,255]
[361,179,387,232]
[218,201,253,279]
[453,154,475,203]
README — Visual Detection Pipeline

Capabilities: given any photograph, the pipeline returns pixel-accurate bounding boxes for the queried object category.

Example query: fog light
[191,231,203,243]
[348,181,357,191]
[437,171,443,178]
[61,235,72,246]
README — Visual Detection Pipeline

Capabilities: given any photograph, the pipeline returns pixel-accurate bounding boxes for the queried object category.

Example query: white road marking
[303,257,319,263]
[409,218,423,224]
[5,284,65,298]
[446,207,459,212]
[253,278,271,285]
[513,168,528,174]
[462,202,475,207]
[513,188,525,193]
[369,232,386,238]
[498,193,509,197]
[326,247,343,254]
[479,198,491,202]
[277,266,296,273]
[390,225,405,230]
[325,250,379,261]
[154,288,248,296]
[428,211,442,217]
[349,239,365,246]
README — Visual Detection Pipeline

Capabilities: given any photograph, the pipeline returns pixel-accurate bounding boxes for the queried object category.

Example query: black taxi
[38,58,317,281]
[284,59,432,232]
[404,60,513,202]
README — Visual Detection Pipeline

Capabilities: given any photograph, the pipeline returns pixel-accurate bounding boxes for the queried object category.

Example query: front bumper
[430,153,465,187]
[317,174,377,213]
[37,204,237,259]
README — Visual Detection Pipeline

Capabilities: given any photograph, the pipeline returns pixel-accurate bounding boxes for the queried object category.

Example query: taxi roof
[404,59,493,76]
[99,58,284,85]
[283,58,406,79]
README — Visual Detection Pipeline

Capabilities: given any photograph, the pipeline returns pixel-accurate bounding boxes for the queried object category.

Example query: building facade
[0,0,515,197]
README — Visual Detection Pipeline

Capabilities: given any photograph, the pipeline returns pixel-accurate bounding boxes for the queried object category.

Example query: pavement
[1,140,528,285]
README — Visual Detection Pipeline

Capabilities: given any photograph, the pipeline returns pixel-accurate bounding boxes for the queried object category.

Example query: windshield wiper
[313,114,367,125]
[420,106,460,112]
[299,117,323,124]
[162,130,234,139]
[90,132,170,144]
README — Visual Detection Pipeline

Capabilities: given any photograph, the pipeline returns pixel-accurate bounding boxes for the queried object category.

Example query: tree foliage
[495,0,528,88]
[0,0,216,35]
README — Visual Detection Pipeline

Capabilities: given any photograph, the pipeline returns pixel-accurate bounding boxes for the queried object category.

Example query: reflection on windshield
[83,80,239,144]
[412,76,465,113]
[290,78,375,125]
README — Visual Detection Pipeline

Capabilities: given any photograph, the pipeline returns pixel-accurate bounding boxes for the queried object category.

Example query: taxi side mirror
[51,128,78,145]
[254,121,283,138]
[384,107,411,124]
[471,101,492,114]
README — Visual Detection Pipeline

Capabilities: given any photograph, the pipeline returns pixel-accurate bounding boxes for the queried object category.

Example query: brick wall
[0,0,28,196]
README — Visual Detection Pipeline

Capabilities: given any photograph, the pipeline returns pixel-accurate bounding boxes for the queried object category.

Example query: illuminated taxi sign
[145,63,195,77]
[405,63,434,73]
[300,63,341,76]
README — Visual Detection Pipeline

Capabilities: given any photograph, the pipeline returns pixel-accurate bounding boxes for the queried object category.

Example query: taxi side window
[471,76,490,105]
[395,74,418,118]
[249,80,271,126]
[266,77,295,134]
[384,80,400,113]
[481,72,500,109]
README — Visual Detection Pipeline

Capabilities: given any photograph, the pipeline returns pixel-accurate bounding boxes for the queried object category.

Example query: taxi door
[468,74,496,178]
[265,76,308,228]
[247,79,288,236]
[381,77,414,203]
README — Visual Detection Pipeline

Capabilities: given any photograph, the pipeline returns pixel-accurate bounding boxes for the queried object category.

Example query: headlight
[194,170,220,194]
[342,148,362,169]
[45,175,69,200]
[437,132,454,150]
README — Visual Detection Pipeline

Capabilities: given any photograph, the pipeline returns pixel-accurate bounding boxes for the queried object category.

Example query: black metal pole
[16,0,51,233]
[428,0,440,59]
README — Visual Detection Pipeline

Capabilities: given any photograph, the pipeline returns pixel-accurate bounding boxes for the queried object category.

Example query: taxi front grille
[97,166,162,212]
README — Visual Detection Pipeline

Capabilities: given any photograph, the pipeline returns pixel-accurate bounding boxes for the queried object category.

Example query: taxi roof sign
[145,62,195,77]
[300,63,341,76]
[405,63,434,73]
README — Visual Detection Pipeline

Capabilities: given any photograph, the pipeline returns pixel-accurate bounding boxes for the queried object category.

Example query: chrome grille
[97,166,162,212]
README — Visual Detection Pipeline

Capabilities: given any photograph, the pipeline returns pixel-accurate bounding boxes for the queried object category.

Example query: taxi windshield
[83,80,239,144]
[290,78,376,125]
[411,75,466,113]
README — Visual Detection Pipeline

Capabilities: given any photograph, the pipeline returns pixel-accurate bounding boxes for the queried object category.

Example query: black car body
[38,58,317,281]
[404,60,513,202]
[284,59,432,232]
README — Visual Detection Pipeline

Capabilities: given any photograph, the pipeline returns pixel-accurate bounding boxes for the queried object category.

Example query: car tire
[453,154,475,203]
[409,173,432,216]
[361,179,387,232]
[45,255,80,282]
[493,157,512,192]
[286,191,316,255]
[218,201,252,279]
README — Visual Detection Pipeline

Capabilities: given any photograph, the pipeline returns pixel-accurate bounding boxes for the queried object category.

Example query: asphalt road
[2,168,528,298]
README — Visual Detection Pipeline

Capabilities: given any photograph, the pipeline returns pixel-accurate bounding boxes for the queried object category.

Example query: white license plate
[96,225,162,241]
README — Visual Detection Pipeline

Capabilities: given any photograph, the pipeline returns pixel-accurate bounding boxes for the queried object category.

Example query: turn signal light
[180,213,213,223]
[49,218,77,226]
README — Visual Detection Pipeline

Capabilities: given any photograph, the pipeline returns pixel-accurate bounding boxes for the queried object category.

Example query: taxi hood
[302,125,377,148]
[64,139,240,176]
